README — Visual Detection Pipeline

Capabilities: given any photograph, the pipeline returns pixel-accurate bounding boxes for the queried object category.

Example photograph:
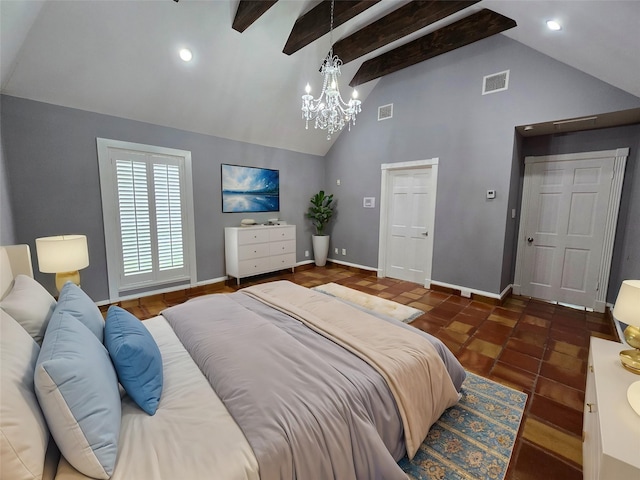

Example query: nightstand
[583,336,640,479]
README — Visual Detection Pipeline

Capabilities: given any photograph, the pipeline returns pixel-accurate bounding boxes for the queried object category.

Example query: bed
[0,244,466,480]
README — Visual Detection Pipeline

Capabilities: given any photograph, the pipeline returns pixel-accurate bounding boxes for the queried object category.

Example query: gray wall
[521,124,640,303]
[1,95,324,302]
[325,34,640,295]
[0,121,16,245]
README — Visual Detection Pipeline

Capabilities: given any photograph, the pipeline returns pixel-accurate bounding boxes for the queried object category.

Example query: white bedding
[54,316,259,480]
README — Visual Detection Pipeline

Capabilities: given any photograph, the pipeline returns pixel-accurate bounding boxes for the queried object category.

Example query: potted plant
[306,190,334,266]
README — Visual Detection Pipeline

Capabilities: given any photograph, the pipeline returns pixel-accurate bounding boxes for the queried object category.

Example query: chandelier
[301,0,361,140]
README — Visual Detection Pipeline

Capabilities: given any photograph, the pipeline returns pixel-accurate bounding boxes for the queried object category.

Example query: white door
[384,167,435,284]
[515,149,628,311]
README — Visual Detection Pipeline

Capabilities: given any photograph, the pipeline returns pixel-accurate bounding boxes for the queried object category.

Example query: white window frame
[97,138,197,302]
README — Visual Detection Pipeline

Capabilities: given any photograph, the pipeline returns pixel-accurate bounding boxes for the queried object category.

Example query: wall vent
[378,103,393,121]
[482,70,509,95]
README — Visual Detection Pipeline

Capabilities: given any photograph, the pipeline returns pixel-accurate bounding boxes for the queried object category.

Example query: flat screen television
[221,164,280,213]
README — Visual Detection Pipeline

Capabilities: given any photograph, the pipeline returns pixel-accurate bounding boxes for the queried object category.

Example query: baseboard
[429,280,513,306]
[326,258,378,275]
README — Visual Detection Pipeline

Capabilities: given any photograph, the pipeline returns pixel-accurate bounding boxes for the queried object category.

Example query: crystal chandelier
[301,0,361,140]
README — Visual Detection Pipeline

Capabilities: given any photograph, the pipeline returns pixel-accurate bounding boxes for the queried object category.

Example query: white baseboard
[429,279,513,301]
[327,258,378,272]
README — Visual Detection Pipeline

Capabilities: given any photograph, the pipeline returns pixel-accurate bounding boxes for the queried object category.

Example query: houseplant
[306,190,334,266]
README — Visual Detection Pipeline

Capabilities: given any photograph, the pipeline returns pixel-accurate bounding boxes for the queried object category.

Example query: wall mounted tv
[221,164,280,213]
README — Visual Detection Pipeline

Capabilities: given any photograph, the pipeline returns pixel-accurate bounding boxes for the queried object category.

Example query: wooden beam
[283,0,381,55]
[334,0,480,65]
[232,0,278,33]
[350,9,516,87]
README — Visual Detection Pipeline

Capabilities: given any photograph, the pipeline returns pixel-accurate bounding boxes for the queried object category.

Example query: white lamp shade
[613,280,640,328]
[36,235,89,273]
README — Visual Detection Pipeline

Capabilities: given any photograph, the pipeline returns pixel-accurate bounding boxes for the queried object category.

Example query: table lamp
[613,279,640,374]
[35,235,89,292]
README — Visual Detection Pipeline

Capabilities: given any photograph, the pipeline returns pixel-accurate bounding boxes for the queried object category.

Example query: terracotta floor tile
[529,394,583,437]
[512,329,547,348]
[543,350,586,374]
[539,362,586,392]
[498,349,541,374]
[467,338,502,359]
[472,328,511,345]
[521,314,551,328]
[452,312,485,326]
[535,377,584,412]
[510,441,582,480]
[456,348,495,376]
[447,320,475,335]
[487,313,517,328]
[548,339,588,360]
[490,363,537,391]
[522,418,582,466]
[505,338,546,359]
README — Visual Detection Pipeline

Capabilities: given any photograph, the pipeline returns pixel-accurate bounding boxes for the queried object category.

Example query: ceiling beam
[333,0,480,65]
[350,9,516,87]
[232,0,279,33]
[283,0,381,55]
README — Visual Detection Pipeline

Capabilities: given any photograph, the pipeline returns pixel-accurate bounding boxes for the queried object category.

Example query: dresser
[583,336,640,479]
[224,225,296,285]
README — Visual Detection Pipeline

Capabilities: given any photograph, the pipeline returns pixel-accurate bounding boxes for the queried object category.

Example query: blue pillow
[34,311,120,479]
[55,282,104,342]
[105,306,163,415]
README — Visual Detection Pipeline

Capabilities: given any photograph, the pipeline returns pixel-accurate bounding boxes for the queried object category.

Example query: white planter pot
[312,235,330,267]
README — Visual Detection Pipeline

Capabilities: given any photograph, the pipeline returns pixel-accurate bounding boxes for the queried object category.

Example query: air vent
[378,103,393,121]
[482,70,509,95]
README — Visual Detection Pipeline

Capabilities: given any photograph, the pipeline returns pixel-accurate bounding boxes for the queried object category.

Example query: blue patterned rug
[399,372,527,480]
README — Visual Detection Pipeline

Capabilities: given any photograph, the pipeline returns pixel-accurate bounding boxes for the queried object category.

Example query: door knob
[527,237,534,243]
[421,232,428,236]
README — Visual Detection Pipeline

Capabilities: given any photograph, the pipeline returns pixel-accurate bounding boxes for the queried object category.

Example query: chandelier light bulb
[352,90,358,99]
[305,83,311,94]
[179,48,193,62]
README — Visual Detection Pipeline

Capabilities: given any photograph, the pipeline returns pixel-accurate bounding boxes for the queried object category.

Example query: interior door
[385,168,434,284]
[519,155,615,308]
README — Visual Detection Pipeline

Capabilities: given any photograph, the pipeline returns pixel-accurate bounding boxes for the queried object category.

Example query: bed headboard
[0,244,34,300]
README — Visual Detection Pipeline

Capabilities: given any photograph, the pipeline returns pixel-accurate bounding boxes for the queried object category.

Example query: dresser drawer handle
[586,403,595,413]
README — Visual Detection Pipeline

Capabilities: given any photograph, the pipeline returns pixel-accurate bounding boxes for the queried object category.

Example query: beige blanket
[242,281,459,459]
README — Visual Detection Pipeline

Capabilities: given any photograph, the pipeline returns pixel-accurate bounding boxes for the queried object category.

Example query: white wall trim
[328,258,379,272]
[429,279,512,301]
[378,158,439,280]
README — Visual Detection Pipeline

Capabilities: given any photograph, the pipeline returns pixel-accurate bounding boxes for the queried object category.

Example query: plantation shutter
[109,150,190,291]
[153,163,185,271]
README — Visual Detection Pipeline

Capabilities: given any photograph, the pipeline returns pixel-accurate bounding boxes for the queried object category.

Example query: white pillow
[0,275,56,344]
[0,309,50,480]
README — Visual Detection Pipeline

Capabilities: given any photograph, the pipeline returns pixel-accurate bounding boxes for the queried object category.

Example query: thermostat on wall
[363,197,375,208]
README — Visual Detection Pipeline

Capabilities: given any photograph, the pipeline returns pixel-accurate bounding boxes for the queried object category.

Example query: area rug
[399,372,528,480]
[312,282,423,323]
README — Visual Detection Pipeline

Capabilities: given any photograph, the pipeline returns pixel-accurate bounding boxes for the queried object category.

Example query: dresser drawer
[269,227,295,242]
[239,242,270,260]
[271,253,296,270]
[238,228,270,245]
[269,240,295,256]
[238,257,272,276]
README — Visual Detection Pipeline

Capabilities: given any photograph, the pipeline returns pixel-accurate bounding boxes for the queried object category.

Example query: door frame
[513,148,628,312]
[377,158,439,286]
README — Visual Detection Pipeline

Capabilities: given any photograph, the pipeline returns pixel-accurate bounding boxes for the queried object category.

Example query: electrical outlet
[304,250,309,257]
[334,247,339,254]
[342,248,346,255]
[337,179,341,186]
[461,289,472,298]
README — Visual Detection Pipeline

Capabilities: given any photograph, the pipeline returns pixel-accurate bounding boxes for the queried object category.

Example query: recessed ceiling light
[546,20,562,31]
[179,48,193,62]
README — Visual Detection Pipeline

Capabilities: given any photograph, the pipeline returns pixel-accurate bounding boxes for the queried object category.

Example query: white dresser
[224,225,296,285]
[583,336,640,479]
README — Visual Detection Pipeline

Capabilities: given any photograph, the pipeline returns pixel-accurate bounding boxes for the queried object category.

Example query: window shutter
[153,163,184,271]
[116,160,153,276]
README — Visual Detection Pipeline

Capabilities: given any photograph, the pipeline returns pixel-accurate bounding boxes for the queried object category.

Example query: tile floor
[109,264,619,480]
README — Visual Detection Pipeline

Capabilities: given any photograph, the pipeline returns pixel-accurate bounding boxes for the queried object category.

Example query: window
[97,138,196,301]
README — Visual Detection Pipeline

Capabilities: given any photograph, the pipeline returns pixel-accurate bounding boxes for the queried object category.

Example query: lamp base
[620,348,640,374]
[55,270,80,293]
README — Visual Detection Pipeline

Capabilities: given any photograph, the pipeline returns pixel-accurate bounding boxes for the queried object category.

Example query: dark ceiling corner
[232,0,279,33]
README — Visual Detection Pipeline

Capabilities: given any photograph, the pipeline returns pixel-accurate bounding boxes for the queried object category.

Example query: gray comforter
[162,287,464,480]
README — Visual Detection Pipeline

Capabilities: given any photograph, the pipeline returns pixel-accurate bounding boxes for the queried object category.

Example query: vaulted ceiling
[1,1,639,156]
